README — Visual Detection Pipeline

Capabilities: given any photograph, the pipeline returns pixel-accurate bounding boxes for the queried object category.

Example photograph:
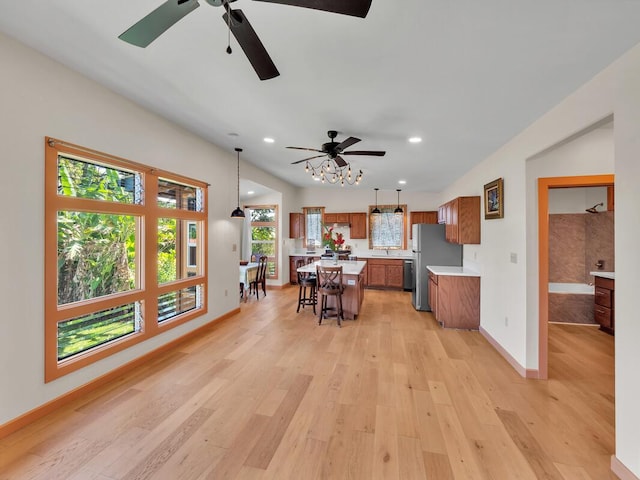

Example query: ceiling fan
[118,0,373,81]
[289,130,386,167]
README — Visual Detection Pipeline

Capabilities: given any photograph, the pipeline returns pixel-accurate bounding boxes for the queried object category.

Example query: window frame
[45,138,208,382]
[368,204,407,250]
[246,204,279,279]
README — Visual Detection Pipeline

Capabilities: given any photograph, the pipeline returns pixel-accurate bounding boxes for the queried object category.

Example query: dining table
[239,262,259,302]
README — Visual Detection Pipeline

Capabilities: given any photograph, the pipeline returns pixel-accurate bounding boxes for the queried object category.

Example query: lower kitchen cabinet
[366,258,404,290]
[428,270,480,329]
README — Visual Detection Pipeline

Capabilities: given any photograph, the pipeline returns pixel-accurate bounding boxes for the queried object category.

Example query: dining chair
[316,265,345,327]
[251,256,268,300]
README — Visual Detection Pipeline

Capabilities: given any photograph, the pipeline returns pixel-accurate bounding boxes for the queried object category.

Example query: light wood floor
[0,288,616,479]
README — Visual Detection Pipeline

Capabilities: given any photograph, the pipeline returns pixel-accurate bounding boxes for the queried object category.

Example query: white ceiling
[2,1,640,192]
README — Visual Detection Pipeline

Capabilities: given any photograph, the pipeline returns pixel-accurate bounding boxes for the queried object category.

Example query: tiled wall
[549,211,615,283]
[548,211,614,324]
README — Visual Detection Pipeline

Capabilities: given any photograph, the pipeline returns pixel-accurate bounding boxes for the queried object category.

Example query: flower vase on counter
[323,225,345,265]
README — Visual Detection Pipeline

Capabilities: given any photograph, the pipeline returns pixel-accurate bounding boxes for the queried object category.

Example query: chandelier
[304,158,363,186]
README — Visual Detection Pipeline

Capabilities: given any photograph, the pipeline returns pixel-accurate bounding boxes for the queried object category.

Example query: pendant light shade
[230,148,245,219]
[394,189,403,215]
[372,187,381,215]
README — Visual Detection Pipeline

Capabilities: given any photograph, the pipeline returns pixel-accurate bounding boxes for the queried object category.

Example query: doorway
[537,175,614,379]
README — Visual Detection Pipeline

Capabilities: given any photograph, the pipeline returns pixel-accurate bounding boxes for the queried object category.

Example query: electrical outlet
[224,289,228,297]
[473,251,477,260]
[232,243,237,252]
[510,252,517,264]
[505,316,509,326]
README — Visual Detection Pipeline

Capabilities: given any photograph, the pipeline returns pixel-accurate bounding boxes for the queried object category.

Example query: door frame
[537,174,614,379]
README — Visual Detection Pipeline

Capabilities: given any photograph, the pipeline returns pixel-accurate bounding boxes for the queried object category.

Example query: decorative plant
[323,225,345,251]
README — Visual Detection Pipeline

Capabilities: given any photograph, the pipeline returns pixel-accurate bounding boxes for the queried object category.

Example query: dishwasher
[403,259,414,291]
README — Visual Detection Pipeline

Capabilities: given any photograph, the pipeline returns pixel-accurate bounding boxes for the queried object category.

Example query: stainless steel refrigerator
[411,223,462,311]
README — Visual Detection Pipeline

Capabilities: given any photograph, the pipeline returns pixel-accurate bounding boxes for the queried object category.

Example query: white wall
[612,42,640,477]
[0,33,295,424]
[441,42,640,475]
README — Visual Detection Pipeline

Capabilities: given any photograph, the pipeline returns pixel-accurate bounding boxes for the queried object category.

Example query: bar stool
[316,265,345,327]
[296,259,317,314]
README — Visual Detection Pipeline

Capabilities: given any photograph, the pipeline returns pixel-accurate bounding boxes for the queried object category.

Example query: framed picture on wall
[484,178,504,219]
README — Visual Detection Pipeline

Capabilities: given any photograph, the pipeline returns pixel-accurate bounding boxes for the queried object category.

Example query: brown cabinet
[437,205,446,224]
[428,271,438,318]
[323,211,368,239]
[409,211,438,238]
[428,270,480,329]
[594,276,614,335]
[289,213,305,239]
[366,258,404,290]
[439,196,480,244]
[324,212,350,224]
[349,213,367,239]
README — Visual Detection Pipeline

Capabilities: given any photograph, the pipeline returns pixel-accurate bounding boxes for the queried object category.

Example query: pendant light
[394,189,403,215]
[230,148,245,218]
[372,187,381,215]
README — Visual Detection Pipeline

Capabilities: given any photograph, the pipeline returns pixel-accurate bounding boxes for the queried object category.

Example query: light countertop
[427,265,480,277]
[590,271,615,280]
[297,260,367,275]
[290,252,414,260]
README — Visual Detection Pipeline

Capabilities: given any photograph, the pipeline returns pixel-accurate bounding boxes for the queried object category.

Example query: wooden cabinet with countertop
[428,268,480,329]
[594,276,614,335]
[366,258,404,290]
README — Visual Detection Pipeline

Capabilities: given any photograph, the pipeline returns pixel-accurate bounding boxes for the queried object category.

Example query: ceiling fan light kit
[118,0,373,80]
[290,130,385,186]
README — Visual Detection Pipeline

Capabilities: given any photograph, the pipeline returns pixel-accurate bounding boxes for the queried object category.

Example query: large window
[304,207,324,249]
[45,138,207,381]
[369,205,407,249]
[247,205,278,279]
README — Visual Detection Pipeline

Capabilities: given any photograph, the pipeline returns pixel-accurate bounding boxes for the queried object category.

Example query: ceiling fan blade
[252,0,372,18]
[343,150,386,156]
[335,136,360,152]
[223,9,280,80]
[286,146,324,152]
[291,155,325,164]
[334,156,348,168]
[119,0,200,48]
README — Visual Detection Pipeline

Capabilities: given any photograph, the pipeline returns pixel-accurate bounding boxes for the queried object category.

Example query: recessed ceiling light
[263,137,275,143]
[408,137,422,143]
[228,132,239,137]
[247,190,255,195]
[313,177,321,181]
[398,180,407,185]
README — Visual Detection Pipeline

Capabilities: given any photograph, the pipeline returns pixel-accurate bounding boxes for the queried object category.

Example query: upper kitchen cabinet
[289,212,305,239]
[409,211,438,238]
[349,213,367,239]
[324,212,350,224]
[440,196,480,244]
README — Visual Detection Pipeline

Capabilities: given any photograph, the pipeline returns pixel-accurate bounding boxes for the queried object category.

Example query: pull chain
[226,4,232,54]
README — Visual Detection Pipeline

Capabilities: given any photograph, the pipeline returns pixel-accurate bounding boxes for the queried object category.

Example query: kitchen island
[297,260,367,320]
